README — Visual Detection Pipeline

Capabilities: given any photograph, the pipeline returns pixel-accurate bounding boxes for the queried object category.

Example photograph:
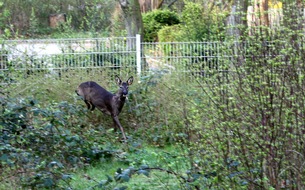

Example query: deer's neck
[117,95,126,102]
[114,91,126,104]
[112,93,126,114]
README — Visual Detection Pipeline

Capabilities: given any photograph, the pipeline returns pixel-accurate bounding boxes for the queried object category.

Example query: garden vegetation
[1,0,305,189]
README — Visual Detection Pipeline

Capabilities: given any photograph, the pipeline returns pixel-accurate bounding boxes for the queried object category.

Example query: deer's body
[76,76,133,141]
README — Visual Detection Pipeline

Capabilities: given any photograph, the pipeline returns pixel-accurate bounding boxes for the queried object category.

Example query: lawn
[69,145,185,189]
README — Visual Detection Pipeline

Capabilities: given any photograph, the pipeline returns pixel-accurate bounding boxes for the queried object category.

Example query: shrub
[157,25,184,42]
[0,96,120,188]
[142,9,180,42]
[180,2,226,41]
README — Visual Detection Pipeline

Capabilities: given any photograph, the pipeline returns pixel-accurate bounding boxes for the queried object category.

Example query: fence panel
[0,37,137,85]
[1,37,232,85]
[141,41,224,78]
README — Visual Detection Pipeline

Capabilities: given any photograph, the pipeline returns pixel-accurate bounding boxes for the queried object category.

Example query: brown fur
[76,76,133,142]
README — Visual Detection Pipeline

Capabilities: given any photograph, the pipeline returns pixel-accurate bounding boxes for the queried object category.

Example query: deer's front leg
[112,116,127,142]
[84,100,95,111]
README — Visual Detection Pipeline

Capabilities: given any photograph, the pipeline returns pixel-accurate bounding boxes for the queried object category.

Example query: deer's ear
[127,76,134,85]
[115,75,122,85]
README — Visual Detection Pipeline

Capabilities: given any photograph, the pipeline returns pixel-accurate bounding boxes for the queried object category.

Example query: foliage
[126,27,305,189]
[0,2,11,36]
[0,95,123,189]
[29,8,40,36]
[180,2,227,41]
[142,9,180,42]
[0,0,226,41]
[2,27,305,188]
[0,0,116,38]
[180,29,305,189]
[155,2,228,42]
[157,25,184,42]
[2,1,305,189]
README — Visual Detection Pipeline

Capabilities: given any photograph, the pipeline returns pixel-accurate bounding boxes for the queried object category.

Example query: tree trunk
[226,0,248,39]
[259,0,269,26]
[139,0,164,12]
[118,0,147,70]
[118,0,144,41]
[253,0,269,27]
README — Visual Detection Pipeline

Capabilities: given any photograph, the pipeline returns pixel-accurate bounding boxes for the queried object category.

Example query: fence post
[136,34,141,77]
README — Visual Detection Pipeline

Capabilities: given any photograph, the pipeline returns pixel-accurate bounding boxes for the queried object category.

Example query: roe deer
[76,76,134,141]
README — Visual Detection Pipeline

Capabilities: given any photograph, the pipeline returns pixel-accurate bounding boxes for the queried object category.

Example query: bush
[0,0,117,37]
[180,2,226,41]
[142,9,180,42]
[0,96,121,188]
[157,25,184,42]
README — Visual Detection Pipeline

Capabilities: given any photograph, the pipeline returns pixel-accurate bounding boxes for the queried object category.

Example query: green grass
[69,145,187,189]
[0,176,21,190]
[0,145,187,190]
[7,69,138,102]
[71,164,181,190]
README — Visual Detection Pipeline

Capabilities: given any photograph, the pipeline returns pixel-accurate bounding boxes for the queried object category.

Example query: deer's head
[116,75,134,97]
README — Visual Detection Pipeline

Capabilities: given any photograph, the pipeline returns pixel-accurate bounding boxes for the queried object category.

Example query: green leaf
[106,174,113,182]
[114,186,128,190]
[116,168,123,174]
[0,154,8,161]
[61,174,72,180]
[137,169,150,177]
[115,173,130,182]
[139,164,149,170]
[97,180,107,188]
[43,177,54,187]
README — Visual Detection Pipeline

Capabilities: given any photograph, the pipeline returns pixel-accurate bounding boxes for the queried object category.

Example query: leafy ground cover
[69,145,185,189]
